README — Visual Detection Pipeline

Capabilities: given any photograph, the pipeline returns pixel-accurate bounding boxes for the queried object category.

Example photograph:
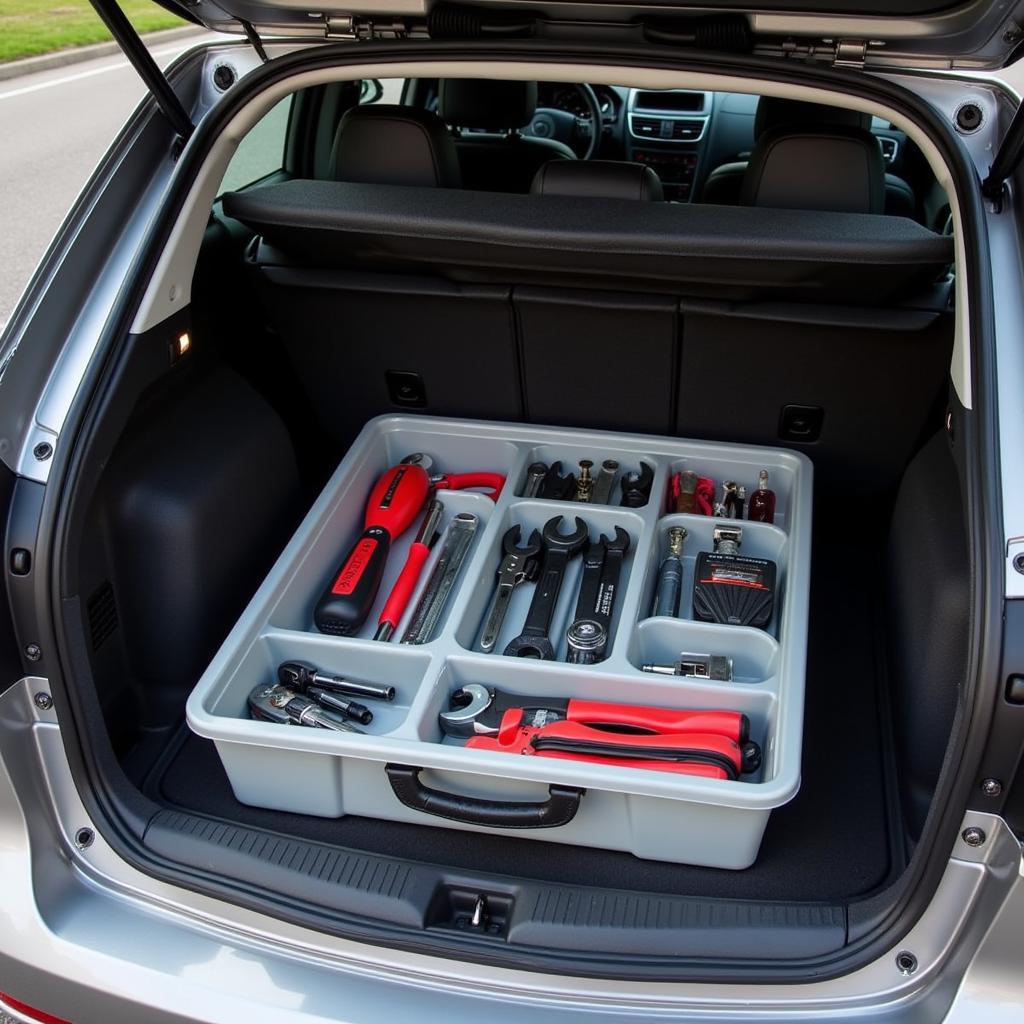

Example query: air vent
[631,116,662,137]
[670,119,704,140]
[87,580,118,651]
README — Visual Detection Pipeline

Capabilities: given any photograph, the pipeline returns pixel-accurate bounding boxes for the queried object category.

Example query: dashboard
[535,83,915,204]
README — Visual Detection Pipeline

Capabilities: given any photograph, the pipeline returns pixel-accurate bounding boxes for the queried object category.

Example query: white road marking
[0,41,205,102]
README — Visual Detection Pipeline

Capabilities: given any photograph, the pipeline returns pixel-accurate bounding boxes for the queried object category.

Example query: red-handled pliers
[467,720,749,779]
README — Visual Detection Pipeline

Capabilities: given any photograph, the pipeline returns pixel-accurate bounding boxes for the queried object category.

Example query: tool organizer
[187,416,812,868]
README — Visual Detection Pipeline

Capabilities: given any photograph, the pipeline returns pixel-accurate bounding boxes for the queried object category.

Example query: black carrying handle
[385,764,584,828]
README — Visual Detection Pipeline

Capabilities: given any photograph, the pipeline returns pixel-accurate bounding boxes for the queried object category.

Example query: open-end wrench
[538,461,576,501]
[620,461,655,508]
[524,462,547,498]
[504,515,588,660]
[478,525,542,653]
[566,526,630,664]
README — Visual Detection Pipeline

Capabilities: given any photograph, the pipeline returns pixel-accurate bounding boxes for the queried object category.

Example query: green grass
[0,0,185,63]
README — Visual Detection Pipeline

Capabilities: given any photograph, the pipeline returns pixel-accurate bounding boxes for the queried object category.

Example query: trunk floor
[152,527,899,903]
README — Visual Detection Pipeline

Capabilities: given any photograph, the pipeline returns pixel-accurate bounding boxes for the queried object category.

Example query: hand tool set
[669,467,776,524]
[192,416,811,867]
[478,515,633,662]
[249,660,399,731]
[524,457,654,507]
[314,453,504,639]
[441,684,761,779]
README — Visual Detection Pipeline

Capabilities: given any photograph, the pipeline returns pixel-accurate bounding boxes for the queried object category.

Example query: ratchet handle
[378,541,432,634]
[315,526,391,636]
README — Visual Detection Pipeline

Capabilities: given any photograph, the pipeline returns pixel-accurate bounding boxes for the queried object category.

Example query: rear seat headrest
[753,96,872,138]
[531,160,664,201]
[330,105,461,188]
[741,126,885,214]
[754,96,873,138]
[440,79,537,130]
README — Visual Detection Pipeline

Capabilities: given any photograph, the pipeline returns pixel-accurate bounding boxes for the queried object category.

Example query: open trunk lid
[153,0,1024,69]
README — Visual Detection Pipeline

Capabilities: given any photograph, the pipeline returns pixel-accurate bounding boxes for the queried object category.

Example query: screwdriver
[314,460,431,636]
[374,499,444,642]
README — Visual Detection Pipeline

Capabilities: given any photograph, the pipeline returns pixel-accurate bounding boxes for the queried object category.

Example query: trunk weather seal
[40,39,1001,984]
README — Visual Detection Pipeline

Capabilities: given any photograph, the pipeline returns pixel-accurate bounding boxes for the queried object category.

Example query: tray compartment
[659,455,798,533]
[268,490,494,639]
[627,618,780,684]
[638,515,789,637]
[197,629,435,738]
[516,443,660,507]
[416,654,777,760]
[454,501,645,661]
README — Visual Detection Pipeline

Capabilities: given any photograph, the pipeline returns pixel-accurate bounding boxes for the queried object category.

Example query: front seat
[439,79,575,193]
[701,97,915,218]
[330,104,461,187]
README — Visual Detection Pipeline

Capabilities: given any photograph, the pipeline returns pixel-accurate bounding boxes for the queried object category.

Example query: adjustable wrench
[565,526,630,664]
[478,524,542,653]
[503,515,588,660]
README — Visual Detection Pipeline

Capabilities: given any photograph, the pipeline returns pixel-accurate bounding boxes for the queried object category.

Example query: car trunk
[36,23,993,975]
[52,187,970,964]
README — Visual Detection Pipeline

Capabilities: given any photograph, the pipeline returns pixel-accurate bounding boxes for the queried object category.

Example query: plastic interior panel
[186,416,812,865]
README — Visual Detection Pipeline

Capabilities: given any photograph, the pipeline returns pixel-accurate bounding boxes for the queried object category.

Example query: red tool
[468,720,750,779]
[368,456,506,642]
[374,499,444,641]
[441,685,760,778]
[314,461,431,636]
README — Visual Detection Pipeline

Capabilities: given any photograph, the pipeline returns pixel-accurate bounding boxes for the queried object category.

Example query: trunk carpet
[152,525,898,902]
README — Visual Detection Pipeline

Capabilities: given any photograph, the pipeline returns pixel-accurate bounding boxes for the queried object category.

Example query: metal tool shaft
[401,513,479,644]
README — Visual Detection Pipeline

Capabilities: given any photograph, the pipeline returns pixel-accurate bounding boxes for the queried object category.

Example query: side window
[219,96,294,194]
[359,78,406,105]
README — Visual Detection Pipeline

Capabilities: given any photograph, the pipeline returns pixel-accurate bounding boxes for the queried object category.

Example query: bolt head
[33,692,52,710]
[1014,553,1024,575]
[24,643,41,662]
[962,826,986,847]
[32,441,52,461]
[981,778,1002,797]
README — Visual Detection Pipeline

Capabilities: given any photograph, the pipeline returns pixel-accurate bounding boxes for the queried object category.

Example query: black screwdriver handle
[314,525,391,636]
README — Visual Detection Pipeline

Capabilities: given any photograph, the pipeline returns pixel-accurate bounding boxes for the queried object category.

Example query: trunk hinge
[771,36,875,67]
[982,94,1024,205]
[325,15,427,40]
[832,39,869,68]
[87,0,194,141]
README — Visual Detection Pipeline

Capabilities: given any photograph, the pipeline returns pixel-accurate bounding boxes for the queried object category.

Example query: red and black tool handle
[468,720,757,779]
[314,462,431,636]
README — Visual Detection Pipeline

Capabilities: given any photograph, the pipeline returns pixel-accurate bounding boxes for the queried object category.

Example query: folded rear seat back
[223,149,952,461]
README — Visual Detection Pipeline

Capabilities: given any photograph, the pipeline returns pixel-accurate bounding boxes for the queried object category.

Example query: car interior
[55,72,967,967]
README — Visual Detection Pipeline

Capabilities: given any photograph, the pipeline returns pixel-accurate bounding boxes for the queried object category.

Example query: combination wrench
[503,515,588,660]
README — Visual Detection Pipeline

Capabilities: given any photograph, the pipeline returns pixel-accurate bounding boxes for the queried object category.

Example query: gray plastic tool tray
[187,415,812,869]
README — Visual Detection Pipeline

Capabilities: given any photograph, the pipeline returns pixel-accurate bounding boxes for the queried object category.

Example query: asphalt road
[0,29,221,326]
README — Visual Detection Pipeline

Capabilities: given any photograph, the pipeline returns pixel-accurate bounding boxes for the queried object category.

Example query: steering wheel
[521,84,603,160]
